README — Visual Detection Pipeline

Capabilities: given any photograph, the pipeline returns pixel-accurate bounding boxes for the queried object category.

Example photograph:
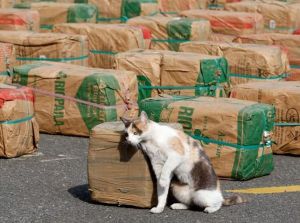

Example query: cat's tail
[222,195,247,206]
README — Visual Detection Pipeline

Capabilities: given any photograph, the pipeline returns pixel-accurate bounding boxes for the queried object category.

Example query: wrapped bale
[0,9,39,32]
[208,33,237,42]
[158,0,207,13]
[224,1,300,33]
[88,121,182,207]
[0,31,89,67]
[0,42,15,83]
[12,62,138,136]
[1,0,21,8]
[114,49,230,100]
[139,96,275,180]
[127,16,211,51]
[208,0,241,10]
[231,81,300,155]
[179,9,264,35]
[90,0,159,23]
[234,33,300,80]
[179,41,290,85]
[0,84,39,158]
[14,2,97,31]
[53,23,148,69]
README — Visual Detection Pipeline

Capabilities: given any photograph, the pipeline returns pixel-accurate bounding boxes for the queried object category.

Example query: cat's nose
[126,137,129,141]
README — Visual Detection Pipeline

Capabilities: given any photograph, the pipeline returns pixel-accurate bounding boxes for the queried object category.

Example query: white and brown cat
[121,111,245,214]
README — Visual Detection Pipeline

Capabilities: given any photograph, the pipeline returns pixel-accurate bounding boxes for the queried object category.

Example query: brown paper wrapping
[12,62,138,136]
[0,8,40,32]
[88,121,182,207]
[158,0,207,12]
[180,9,264,35]
[231,81,300,155]
[0,30,89,67]
[53,23,147,69]
[0,42,15,83]
[208,33,237,42]
[0,84,39,158]
[179,41,290,85]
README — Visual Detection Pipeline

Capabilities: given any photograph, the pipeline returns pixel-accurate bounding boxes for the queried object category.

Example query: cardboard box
[179,41,290,85]
[0,84,39,158]
[225,1,300,33]
[179,9,264,35]
[0,8,39,32]
[139,96,275,180]
[12,62,138,136]
[0,30,89,67]
[114,49,230,99]
[231,81,300,155]
[88,121,182,207]
[0,42,15,84]
[53,23,148,69]
[14,2,98,31]
[127,16,211,51]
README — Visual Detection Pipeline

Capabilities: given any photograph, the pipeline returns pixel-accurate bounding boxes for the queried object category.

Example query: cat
[121,111,246,214]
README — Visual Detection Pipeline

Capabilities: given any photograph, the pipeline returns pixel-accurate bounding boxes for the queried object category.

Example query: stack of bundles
[179,9,264,36]
[0,9,39,32]
[234,33,300,80]
[127,16,211,51]
[12,62,138,136]
[179,41,290,85]
[0,84,39,158]
[158,0,207,14]
[0,42,15,83]
[53,23,149,69]
[88,122,181,207]
[231,81,300,155]
[0,31,89,67]
[224,1,300,33]
[139,96,275,180]
[115,49,230,100]
[14,2,98,31]
[88,0,159,23]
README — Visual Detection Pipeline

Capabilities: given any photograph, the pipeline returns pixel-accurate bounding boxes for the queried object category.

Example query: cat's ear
[140,111,148,124]
[120,117,132,128]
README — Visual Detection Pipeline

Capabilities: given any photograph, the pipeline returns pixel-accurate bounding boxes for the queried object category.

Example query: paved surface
[0,134,299,223]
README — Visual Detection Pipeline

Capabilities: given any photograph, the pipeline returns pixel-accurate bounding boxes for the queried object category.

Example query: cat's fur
[121,111,245,214]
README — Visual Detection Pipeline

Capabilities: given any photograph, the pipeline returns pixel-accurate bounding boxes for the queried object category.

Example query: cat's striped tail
[222,195,247,206]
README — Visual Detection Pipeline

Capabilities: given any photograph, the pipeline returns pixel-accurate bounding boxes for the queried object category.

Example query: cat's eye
[133,132,138,135]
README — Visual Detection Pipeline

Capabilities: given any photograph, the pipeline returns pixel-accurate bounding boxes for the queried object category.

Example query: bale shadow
[68,184,97,204]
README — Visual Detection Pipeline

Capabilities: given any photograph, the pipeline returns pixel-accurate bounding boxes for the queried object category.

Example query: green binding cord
[97,16,128,23]
[290,65,300,69]
[152,38,190,43]
[0,71,9,76]
[90,50,118,55]
[274,122,300,126]
[139,85,218,90]
[16,55,88,62]
[40,24,54,30]
[229,73,288,80]
[192,134,266,150]
[0,115,33,125]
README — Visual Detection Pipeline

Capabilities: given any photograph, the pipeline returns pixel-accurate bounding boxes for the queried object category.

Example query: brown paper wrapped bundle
[0,84,39,158]
[0,8,39,32]
[179,41,290,85]
[88,121,182,207]
[0,42,15,83]
[179,9,264,35]
[158,0,207,13]
[127,16,211,50]
[12,62,138,136]
[0,30,88,67]
[225,1,300,33]
[53,23,148,69]
[231,81,300,155]
[208,33,237,42]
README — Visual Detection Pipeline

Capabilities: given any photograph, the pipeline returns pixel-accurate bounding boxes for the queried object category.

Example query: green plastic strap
[274,122,300,126]
[97,16,128,22]
[192,134,263,150]
[139,85,217,90]
[0,115,33,125]
[264,25,295,32]
[290,65,300,69]
[229,73,288,80]
[40,24,54,30]
[152,38,190,43]
[0,71,9,76]
[90,50,118,55]
[16,55,88,62]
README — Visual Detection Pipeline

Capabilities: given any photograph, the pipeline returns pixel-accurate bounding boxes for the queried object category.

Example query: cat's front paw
[150,206,164,214]
[159,178,169,188]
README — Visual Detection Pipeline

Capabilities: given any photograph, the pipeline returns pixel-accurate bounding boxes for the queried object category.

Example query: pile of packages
[0,0,299,209]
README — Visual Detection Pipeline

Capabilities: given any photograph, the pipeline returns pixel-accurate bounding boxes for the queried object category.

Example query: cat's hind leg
[192,189,223,214]
[170,183,192,210]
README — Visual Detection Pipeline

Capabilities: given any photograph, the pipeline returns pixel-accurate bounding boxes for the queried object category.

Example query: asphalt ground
[0,134,299,223]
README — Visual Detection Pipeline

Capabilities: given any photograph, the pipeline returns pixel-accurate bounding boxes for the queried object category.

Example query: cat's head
[121,111,149,147]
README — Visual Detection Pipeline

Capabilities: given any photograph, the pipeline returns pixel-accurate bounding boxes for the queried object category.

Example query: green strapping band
[0,71,9,76]
[0,115,33,125]
[40,24,54,30]
[152,38,190,43]
[229,73,288,80]
[139,85,218,90]
[90,50,118,55]
[264,25,295,32]
[97,16,128,22]
[274,122,300,126]
[16,55,88,62]
[192,134,263,150]
[290,65,300,69]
